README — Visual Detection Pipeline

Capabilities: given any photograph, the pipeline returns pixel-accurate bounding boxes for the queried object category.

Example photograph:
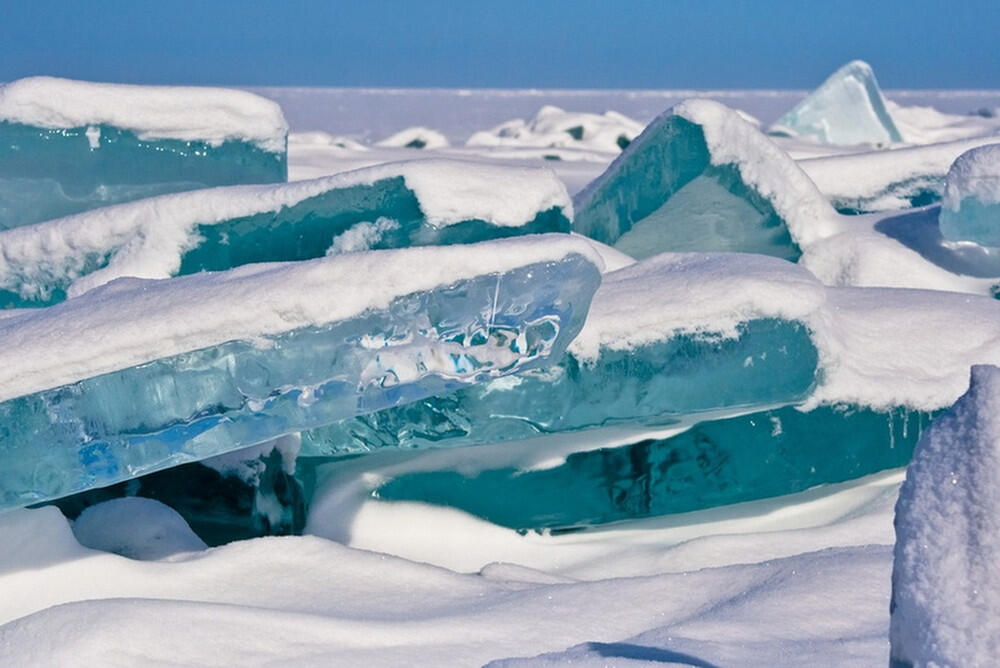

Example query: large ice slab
[0,159,571,307]
[0,235,602,509]
[318,283,1000,532]
[770,61,903,146]
[938,144,1000,246]
[890,365,1000,666]
[572,99,840,261]
[0,77,288,228]
[302,253,824,455]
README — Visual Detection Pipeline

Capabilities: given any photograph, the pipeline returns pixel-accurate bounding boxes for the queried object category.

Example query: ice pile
[572,99,839,261]
[0,77,288,228]
[376,127,450,150]
[770,60,903,146]
[466,105,644,156]
[0,160,571,307]
[938,144,1000,246]
[890,365,1000,666]
[0,236,602,509]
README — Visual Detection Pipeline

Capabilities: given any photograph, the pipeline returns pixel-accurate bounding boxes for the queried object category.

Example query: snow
[0,234,601,402]
[0,159,573,298]
[890,365,1000,665]
[943,143,1000,209]
[0,76,288,153]
[0,469,902,666]
[71,498,208,560]
[568,252,825,361]
[375,126,450,149]
[466,105,644,156]
[800,136,1000,211]
[807,287,1000,412]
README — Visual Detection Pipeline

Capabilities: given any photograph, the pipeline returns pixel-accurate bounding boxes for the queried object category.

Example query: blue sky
[1,0,997,89]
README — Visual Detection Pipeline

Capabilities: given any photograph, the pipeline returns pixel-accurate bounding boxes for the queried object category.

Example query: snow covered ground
[3,80,1000,666]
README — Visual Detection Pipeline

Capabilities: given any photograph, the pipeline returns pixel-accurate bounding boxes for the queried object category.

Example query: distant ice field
[248,86,1000,140]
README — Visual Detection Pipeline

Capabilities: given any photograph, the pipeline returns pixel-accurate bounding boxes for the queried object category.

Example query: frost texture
[0,77,289,228]
[573,99,838,261]
[890,365,1000,667]
[0,238,601,509]
[0,160,571,307]
[938,144,1000,246]
[771,60,903,146]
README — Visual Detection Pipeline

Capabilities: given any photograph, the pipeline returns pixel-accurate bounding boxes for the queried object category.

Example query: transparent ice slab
[0,122,286,229]
[572,100,838,261]
[938,144,1000,247]
[372,403,933,531]
[0,247,600,509]
[770,60,903,146]
[0,162,571,308]
[301,317,819,456]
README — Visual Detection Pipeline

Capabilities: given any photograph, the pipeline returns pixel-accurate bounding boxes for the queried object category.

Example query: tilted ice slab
[302,252,824,456]
[938,144,1000,246]
[0,159,571,307]
[800,137,1000,213]
[770,60,903,146]
[466,105,644,156]
[572,99,840,261]
[890,365,1000,666]
[0,77,289,228]
[347,284,1000,531]
[0,235,602,509]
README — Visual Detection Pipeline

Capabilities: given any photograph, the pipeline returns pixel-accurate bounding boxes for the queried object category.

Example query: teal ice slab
[0,170,570,309]
[373,404,934,531]
[573,112,800,261]
[302,317,819,455]
[0,252,599,509]
[0,121,286,229]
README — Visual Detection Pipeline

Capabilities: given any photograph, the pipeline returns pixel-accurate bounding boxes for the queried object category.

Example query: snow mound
[890,365,1000,665]
[376,126,450,149]
[72,498,207,560]
[770,60,902,147]
[939,144,1000,245]
[0,76,288,152]
[466,105,644,155]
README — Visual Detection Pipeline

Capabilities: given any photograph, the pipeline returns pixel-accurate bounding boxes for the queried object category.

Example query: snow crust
[72,498,207,560]
[890,365,1000,665]
[771,60,903,146]
[568,252,825,361]
[466,105,643,155]
[942,143,1000,210]
[0,76,288,153]
[0,234,601,403]
[0,159,572,297]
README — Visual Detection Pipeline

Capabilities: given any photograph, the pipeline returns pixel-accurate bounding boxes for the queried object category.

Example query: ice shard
[0,77,289,228]
[0,160,571,308]
[890,365,1000,667]
[938,144,1000,246]
[302,253,824,455]
[0,235,602,510]
[770,60,903,146]
[572,99,840,261]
